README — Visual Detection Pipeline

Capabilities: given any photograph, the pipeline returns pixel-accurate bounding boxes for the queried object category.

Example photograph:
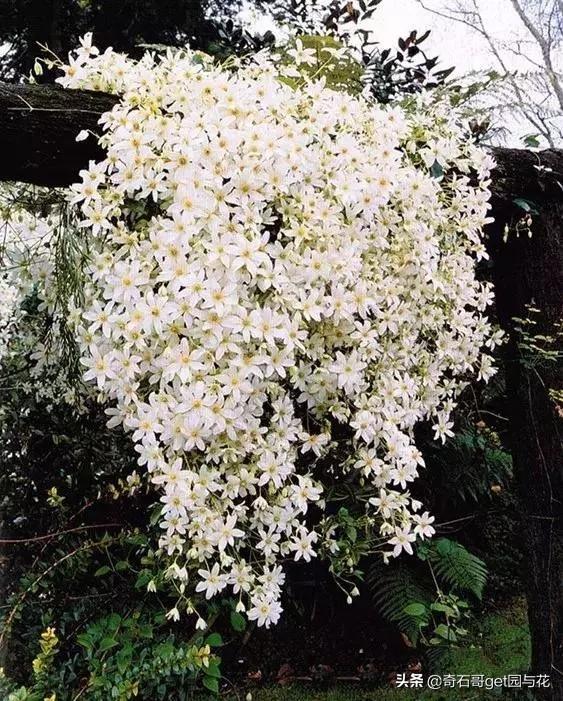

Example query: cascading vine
[39,35,504,628]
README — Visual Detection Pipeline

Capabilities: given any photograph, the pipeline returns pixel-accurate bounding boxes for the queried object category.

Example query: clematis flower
[16,35,502,626]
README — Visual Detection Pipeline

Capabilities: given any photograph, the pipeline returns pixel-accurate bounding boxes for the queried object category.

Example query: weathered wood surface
[0,82,117,186]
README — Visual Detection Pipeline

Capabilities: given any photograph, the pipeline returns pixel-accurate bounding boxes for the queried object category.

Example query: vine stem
[0,523,123,545]
[0,535,124,651]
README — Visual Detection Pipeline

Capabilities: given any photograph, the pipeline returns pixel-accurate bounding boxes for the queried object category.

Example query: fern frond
[429,538,487,600]
[367,560,433,643]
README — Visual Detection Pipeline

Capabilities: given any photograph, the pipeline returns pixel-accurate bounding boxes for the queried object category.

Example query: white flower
[287,38,317,67]
[432,417,455,444]
[256,527,281,558]
[247,595,283,628]
[413,511,436,539]
[290,529,318,562]
[389,526,417,557]
[165,606,180,622]
[195,563,228,599]
[299,431,330,457]
[215,514,245,552]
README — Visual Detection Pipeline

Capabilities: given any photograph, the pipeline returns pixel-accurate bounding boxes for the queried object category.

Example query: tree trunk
[0,80,562,695]
[487,150,563,700]
[0,82,117,187]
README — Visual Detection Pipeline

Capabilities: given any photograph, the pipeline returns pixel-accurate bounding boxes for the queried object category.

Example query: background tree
[0,0,217,79]
[417,0,563,145]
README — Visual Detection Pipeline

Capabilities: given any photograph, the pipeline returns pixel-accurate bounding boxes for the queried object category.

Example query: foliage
[75,613,221,700]
[368,559,433,642]
[0,387,227,700]
[0,301,224,699]
[0,613,221,700]
[424,538,487,600]
[368,537,487,651]
[358,28,454,104]
[512,305,563,420]
[514,305,563,369]
[276,35,365,95]
[246,0,455,103]
[421,422,513,507]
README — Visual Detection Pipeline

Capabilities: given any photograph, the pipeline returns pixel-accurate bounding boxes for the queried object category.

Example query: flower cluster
[0,190,53,363]
[56,37,501,627]
[0,188,85,406]
[0,272,22,361]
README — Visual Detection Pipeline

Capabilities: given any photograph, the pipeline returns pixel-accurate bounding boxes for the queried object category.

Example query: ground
[202,597,531,700]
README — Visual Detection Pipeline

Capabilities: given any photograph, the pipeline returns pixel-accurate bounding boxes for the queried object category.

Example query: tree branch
[508,0,563,113]
[416,0,560,146]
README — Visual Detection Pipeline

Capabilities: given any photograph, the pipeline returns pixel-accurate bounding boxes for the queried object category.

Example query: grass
[442,598,531,678]
[216,598,532,701]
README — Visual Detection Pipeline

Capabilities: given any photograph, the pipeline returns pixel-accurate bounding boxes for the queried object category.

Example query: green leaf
[115,560,129,571]
[107,613,122,630]
[230,611,246,632]
[99,637,119,651]
[522,134,540,148]
[404,602,427,617]
[430,602,456,615]
[513,197,530,211]
[430,161,444,179]
[368,559,433,644]
[138,624,153,639]
[77,633,93,649]
[202,675,219,694]
[149,505,163,526]
[429,538,487,599]
[135,571,151,589]
[416,541,430,561]
[205,632,223,648]
[94,565,111,577]
[513,197,538,215]
[116,648,132,674]
[206,661,221,678]
[434,623,457,641]
[157,640,174,658]
[126,533,148,546]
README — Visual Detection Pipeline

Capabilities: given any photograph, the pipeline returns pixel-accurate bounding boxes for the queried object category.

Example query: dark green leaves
[230,610,246,632]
